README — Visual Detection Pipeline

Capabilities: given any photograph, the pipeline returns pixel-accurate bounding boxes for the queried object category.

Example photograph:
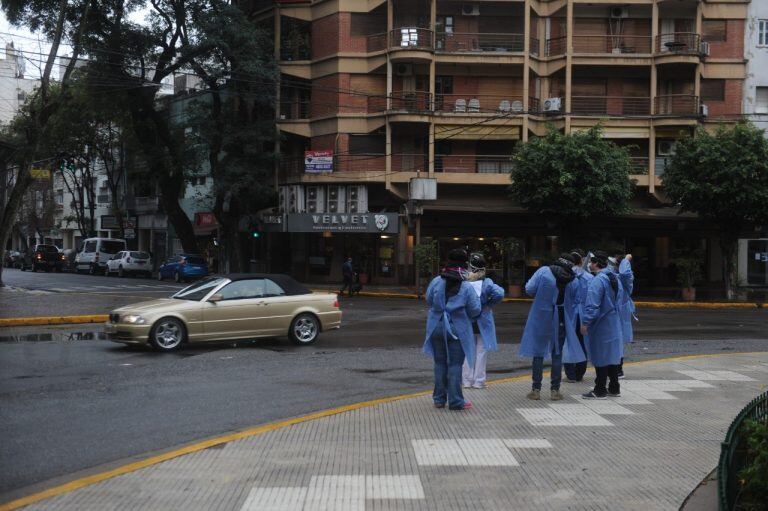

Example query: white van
[75,238,127,275]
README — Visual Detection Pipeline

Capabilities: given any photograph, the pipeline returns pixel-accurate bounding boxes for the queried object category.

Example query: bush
[736,419,768,510]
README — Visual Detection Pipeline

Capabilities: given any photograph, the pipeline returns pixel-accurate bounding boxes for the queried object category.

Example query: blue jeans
[430,329,466,409]
[531,321,566,391]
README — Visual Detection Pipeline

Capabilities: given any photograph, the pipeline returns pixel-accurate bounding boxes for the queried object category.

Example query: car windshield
[172,277,226,301]
[130,252,150,259]
[184,256,206,265]
[39,245,58,253]
[101,241,125,254]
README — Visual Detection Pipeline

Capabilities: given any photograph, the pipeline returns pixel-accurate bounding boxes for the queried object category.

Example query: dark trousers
[594,365,620,396]
[339,276,353,296]
[564,316,588,381]
[618,357,624,374]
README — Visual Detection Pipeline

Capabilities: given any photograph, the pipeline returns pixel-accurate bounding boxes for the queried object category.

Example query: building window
[759,20,768,47]
[56,190,63,205]
[756,87,768,114]
[701,79,725,101]
[702,20,727,42]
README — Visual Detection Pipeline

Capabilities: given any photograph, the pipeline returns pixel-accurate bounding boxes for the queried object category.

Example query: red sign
[305,150,333,173]
[195,212,218,227]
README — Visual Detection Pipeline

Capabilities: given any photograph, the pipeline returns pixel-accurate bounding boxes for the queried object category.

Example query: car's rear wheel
[289,314,320,345]
[149,317,186,352]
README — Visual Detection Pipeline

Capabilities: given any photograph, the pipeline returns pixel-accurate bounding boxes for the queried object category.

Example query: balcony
[389,91,432,113]
[435,32,524,53]
[655,95,699,116]
[389,28,434,51]
[656,33,701,55]
[434,94,525,115]
[573,35,652,55]
[134,196,160,214]
[367,33,388,53]
[435,154,514,174]
[530,37,540,57]
[571,96,651,116]
[392,153,429,173]
[546,37,566,57]
[280,101,310,120]
[630,157,649,175]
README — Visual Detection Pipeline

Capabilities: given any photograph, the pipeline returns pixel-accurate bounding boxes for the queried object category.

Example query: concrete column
[428,124,435,175]
[651,64,657,115]
[523,0,531,113]
[649,126,656,194]
[274,7,282,190]
[385,121,392,188]
[651,1,659,52]
[565,0,573,127]
[694,1,703,106]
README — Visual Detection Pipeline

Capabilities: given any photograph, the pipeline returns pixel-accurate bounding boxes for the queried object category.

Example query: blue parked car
[157,254,209,283]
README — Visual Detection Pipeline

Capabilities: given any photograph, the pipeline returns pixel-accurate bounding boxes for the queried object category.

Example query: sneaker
[472,382,487,389]
[449,401,472,411]
[618,372,625,380]
[526,389,541,401]
[608,390,621,397]
[463,383,472,389]
[551,389,564,401]
[434,402,445,409]
[582,391,607,400]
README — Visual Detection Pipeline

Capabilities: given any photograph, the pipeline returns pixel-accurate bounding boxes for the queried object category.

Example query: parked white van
[75,238,127,275]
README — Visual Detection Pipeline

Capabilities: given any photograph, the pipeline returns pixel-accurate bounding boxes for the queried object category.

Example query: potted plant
[674,252,704,302]
[414,240,439,298]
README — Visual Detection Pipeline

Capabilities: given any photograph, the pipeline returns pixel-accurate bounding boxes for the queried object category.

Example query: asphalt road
[2,270,768,502]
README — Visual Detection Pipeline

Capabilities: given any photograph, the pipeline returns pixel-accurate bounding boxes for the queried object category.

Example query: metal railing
[279,100,310,120]
[718,390,768,511]
[530,36,540,56]
[434,94,525,114]
[529,97,540,113]
[630,157,649,175]
[435,32,524,53]
[366,32,388,53]
[435,154,515,174]
[572,35,652,54]
[389,91,433,112]
[655,94,699,116]
[571,96,651,116]
[546,36,566,56]
[391,153,429,173]
[389,28,434,51]
[656,33,701,54]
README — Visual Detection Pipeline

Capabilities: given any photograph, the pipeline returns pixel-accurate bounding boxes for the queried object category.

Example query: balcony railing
[434,94,525,114]
[279,101,310,120]
[366,32,388,53]
[530,37,540,57]
[656,33,701,55]
[389,91,432,113]
[630,157,649,175]
[392,153,429,173]
[655,94,699,116]
[389,28,434,51]
[435,32,524,53]
[571,96,651,116]
[335,154,387,174]
[435,154,515,174]
[529,97,540,113]
[572,35,652,54]
[546,36,566,56]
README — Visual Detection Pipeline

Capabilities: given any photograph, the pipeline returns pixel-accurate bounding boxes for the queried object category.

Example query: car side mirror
[208,294,223,303]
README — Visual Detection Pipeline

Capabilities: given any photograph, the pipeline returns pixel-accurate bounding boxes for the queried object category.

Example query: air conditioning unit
[542,97,562,113]
[395,63,413,76]
[610,7,629,18]
[700,103,709,117]
[657,140,677,156]
[700,41,710,57]
[461,4,480,16]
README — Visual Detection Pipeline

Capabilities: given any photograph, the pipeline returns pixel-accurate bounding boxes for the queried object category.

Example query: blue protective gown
[474,278,505,352]
[423,275,482,366]
[563,266,593,363]
[519,266,580,360]
[614,258,636,344]
[582,268,624,367]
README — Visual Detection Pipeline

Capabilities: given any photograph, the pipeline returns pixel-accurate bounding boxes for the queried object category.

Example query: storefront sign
[305,150,333,174]
[286,213,399,234]
[194,212,219,235]
[101,215,138,231]
[30,167,51,179]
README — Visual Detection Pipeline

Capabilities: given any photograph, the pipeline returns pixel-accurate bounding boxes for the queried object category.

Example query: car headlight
[123,315,147,325]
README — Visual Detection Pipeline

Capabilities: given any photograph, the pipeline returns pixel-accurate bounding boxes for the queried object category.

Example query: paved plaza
[13,352,768,511]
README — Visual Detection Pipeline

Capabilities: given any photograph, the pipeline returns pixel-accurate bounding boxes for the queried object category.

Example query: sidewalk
[6,352,767,511]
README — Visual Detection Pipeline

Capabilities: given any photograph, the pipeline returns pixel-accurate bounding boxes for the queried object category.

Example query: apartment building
[248,0,749,292]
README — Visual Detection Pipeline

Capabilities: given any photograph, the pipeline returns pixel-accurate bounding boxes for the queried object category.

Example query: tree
[0,0,90,286]
[663,123,768,299]
[509,127,634,241]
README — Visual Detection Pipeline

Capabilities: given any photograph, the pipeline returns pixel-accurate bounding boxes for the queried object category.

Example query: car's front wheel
[149,317,186,352]
[289,313,320,345]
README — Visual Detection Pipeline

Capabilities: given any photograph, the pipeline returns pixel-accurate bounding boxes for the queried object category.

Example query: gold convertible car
[105,274,341,351]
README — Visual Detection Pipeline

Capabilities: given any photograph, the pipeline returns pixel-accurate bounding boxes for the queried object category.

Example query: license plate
[136,261,146,265]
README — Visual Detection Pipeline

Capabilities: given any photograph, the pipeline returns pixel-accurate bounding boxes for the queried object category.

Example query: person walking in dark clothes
[339,257,354,297]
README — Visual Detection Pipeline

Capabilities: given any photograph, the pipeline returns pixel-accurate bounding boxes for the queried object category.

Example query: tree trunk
[0,170,33,286]
[719,237,737,301]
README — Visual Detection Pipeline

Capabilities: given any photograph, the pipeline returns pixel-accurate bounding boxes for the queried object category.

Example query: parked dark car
[21,244,66,272]
[157,254,209,283]
[3,250,23,268]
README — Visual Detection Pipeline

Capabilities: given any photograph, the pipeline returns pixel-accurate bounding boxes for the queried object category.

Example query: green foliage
[509,126,634,226]
[663,124,768,231]
[737,418,768,510]
[414,240,439,278]
[673,251,704,289]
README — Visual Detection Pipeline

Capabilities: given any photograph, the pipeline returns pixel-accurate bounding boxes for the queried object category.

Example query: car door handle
[256,301,269,306]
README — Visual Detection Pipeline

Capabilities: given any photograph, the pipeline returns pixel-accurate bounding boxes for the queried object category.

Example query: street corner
[5,352,767,511]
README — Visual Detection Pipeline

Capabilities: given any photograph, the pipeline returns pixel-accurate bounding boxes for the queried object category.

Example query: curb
[0,315,108,328]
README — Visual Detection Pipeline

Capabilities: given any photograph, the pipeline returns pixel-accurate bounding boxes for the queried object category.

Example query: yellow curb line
[0,315,108,328]
[2,350,766,511]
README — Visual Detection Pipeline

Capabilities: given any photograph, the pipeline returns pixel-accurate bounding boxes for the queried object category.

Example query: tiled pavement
[20,353,768,511]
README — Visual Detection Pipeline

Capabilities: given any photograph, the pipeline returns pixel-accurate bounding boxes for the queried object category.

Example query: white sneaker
[472,382,487,389]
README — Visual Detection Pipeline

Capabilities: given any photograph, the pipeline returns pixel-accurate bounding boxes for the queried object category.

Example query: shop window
[701,79,725,101]
[327,185,346,213]
[305,186,325,213]
[702,20,727,42]
[378,237,395,278]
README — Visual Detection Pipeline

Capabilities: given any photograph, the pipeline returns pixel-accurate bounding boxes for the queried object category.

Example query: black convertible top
[226,273,311,296]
